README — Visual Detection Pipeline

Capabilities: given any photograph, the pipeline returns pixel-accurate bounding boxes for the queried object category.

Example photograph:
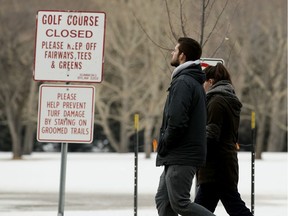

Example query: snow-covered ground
[0,151,287,216]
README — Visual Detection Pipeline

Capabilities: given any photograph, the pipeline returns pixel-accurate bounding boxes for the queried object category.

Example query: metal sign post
[251,111,256,215]
[36,84,95,216]
[134,114,139,216]
[58,142,68,216]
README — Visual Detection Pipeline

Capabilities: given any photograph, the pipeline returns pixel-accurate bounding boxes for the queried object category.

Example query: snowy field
[0,151,287,216]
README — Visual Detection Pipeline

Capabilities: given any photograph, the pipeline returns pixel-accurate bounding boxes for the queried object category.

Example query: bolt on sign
[37,84,95,143]
[33,10,106,83]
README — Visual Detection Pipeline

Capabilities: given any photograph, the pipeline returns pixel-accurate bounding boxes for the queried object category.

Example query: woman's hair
[204,63,232,84]
[178,37,202,61]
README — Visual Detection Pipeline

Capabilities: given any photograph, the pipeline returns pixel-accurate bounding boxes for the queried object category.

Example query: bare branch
[132,11,171,51]
[165,0,178,40]
[179,0,187,37]
[202,0,229,48]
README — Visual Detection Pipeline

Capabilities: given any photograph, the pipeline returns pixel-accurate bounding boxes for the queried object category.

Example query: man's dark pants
[155,165,215,216]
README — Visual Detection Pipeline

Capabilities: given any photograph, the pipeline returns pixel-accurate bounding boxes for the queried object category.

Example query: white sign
[37,84,95,143]
[33,10,106,83]
[200,58,225,69]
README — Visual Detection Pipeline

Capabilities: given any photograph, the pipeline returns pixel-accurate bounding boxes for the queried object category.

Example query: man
[155,37,215,216]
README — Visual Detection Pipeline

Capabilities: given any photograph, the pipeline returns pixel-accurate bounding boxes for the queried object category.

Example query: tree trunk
[255,115,266,159]
[6,104,22,159]
[267,98,287,151]
[144,116,154,158]
[23,81,37,155]
[23,122,35,155]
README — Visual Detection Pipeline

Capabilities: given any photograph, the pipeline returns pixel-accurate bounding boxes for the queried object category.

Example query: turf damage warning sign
[37,84,95,143]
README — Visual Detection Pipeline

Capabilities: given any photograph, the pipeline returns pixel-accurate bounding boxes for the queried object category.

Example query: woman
[195,63,253,216]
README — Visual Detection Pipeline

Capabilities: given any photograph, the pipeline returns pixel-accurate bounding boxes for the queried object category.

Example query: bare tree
[0,0,285,158]
[0,0,99,159]
[0,1,35,159]
[140,0,235,159]
[229,0,287,158]
[173,0,287,157]
[93,0,170,153]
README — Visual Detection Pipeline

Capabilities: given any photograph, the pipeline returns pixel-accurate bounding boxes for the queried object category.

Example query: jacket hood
[207,80,242,116]
[172,62,206,85]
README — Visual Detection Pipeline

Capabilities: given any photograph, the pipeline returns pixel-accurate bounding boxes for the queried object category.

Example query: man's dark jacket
[156,63,207,167]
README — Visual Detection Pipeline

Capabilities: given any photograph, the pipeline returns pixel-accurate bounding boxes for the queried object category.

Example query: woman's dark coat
[197,80,242,189]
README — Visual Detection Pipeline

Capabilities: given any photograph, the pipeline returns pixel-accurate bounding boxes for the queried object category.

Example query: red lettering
[66,15,99,26]
[42,41,63,49]
[77,52,91,60]
[57,93,77,100]
[46,29,93,38]
[42,14,62,25]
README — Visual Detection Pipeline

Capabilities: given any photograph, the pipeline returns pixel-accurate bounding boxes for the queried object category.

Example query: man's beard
[170,59,180,67]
